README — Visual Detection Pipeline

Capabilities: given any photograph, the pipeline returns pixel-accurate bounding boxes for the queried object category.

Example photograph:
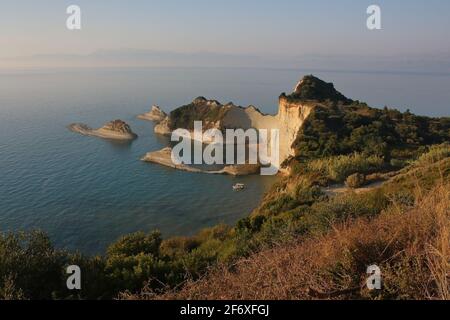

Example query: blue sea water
[0,67,449,254]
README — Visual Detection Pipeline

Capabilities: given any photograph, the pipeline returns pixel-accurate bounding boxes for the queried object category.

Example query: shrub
[0,231,68,300]
[260,194,298,215]
[345,173,366,188]
[389,158,407,168]
[107,231,162,258]
[105,231,173,293]
[307,153,384,182]
[415,143,450,166]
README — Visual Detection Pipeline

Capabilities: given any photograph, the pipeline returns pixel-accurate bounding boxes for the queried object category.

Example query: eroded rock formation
[68,119,137,140]
[137,105,167,122]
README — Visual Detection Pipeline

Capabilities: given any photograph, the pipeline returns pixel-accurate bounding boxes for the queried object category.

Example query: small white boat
[233,183,245,191]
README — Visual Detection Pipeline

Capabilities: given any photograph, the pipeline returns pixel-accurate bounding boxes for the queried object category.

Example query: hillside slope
[133,157,449,300]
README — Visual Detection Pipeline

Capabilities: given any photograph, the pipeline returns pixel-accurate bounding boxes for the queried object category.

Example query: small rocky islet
[68,119,138,140]
[137,105,167,122]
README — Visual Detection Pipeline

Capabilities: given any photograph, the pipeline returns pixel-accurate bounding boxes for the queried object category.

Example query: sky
[1,0,450,70]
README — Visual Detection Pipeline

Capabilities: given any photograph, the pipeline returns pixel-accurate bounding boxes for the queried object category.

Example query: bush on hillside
[415,143,450,166]
[306,153,384,182]
[345,173,366,188]
[0,231,68,300]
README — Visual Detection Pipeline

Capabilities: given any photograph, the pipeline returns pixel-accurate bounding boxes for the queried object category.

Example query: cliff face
[152,76,321,170]
[220,97,313,167]
[276,96,314,165]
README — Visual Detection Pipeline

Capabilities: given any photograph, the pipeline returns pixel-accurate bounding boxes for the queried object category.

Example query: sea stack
[69,119,138,140]
[137,105,167,122]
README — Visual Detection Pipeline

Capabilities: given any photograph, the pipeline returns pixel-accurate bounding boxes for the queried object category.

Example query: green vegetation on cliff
[282,75,352,104]
[168,97,229,130]
[292,102,450,161]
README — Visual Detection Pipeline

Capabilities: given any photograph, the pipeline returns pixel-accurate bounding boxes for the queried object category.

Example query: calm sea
[0,67,448,254]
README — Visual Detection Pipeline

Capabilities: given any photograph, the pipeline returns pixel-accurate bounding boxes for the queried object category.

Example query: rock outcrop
[137,105,167,122]
[154,117,172,135]
[141,147,260,176]
[69,119,137,140]
[141,147,202,173]
[290,75,352,104]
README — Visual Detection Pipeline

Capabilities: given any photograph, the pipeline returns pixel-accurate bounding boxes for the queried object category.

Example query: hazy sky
[1,0,450,69]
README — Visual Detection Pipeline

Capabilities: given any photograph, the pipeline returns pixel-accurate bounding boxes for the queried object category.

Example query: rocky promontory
[68,119,138,140]
[144,77,320,172]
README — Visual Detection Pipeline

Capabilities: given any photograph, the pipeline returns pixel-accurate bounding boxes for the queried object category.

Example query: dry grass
[126,180,449,300]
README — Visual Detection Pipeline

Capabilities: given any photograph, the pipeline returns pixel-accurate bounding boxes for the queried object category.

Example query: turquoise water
[0,67,449,254]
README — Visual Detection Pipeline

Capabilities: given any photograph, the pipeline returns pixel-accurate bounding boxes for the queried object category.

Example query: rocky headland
[69,119,138,140]
[143,75,339,174]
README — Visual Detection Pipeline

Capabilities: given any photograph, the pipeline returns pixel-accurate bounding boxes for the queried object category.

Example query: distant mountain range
[2,49,450,75]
